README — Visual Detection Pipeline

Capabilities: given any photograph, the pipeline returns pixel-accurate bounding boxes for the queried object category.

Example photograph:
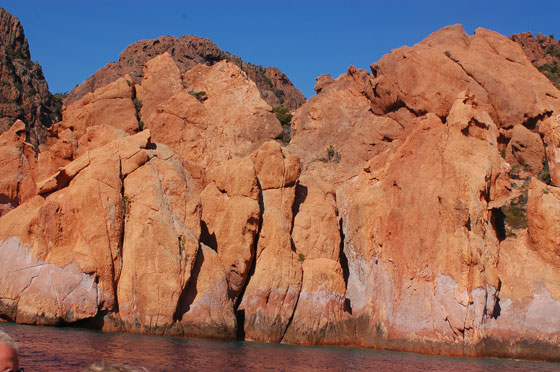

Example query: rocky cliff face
[0,8,61,144]
[2,23,560,362]
[65,35,306,110]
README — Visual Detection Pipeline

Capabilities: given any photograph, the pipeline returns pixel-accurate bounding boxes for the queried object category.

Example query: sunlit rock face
[3,21,560,362]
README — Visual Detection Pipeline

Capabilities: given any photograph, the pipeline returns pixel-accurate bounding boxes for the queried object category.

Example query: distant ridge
[511,32,560,89]
[65,35,306,110]
[0,8,62,144]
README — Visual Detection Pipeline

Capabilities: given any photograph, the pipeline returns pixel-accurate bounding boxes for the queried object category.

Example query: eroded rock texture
[3,23,560,363]
[65,35,306,110]
[0,9,61,144]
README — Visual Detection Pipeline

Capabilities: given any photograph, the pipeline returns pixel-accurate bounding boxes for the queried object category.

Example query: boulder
[505,125,546,171]
[0,237,98,325]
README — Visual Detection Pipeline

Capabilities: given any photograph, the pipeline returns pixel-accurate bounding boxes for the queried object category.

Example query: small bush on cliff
[133,98,143,131]
[327,145,341,163]
[189,90,207,102]
[273,106,293,145]
[133,98,142,118]
[539,156,552,185]
[501,187,528,234]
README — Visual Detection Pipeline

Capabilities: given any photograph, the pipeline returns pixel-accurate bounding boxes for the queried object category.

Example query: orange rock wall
[2,25,560,362]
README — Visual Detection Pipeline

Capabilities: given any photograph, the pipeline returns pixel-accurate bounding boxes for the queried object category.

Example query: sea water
[2,322,559,371]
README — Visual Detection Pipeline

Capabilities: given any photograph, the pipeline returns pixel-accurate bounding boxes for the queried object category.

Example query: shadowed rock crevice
[233,182,264,340]
[173,247,203,322]
[280,269,303,342]
[490,208,506,242]
[522,110,552,130]
[338,218,350,291]
[199,220,217,252]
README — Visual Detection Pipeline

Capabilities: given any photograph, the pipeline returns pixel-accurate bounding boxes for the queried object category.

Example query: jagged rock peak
[65,35,306,110]
[0,8,30,59]
[0,8,62,144]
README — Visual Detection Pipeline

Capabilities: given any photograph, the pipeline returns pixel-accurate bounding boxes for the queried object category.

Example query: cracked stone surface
[2,23,560,362]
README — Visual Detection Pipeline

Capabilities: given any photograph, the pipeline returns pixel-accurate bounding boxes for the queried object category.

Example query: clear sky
[3,1,560,99]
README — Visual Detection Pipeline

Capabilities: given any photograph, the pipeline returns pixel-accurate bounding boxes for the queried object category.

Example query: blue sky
[4,1,560,99]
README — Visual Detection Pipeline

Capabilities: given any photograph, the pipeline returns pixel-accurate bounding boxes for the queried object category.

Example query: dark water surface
[2,322,560,372]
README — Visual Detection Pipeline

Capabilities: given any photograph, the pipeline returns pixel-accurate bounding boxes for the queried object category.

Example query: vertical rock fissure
[233,181,264,340]
[112,156,127,313]
[280,269,303,343]
[172,247,202,323]
[338,217,350,290]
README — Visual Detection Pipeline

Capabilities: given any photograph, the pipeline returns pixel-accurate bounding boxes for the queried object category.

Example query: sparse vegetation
[273,89,285,104]
[5,47,26,60]
[50,92,67,123]
[133,98,142,117]
[178,235,186,254]
[189,90,207,102]
[133,98,144,130]
[273,106,293,145]
[539,155,552,185]
[547,46,560,59]
[500,164,532,237]
[298,252,305,262]
[327,145,341,163]
[444,50,452,58]
[537,63,560,89]
[502,189,528,231]
[122,195,131,216]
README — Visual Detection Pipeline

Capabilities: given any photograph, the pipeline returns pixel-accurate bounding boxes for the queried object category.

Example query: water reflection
[1,322,559,372]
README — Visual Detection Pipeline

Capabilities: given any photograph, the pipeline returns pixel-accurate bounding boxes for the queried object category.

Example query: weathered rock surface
[240,142,302,342]
[505,125,546,171]
[200,157,260,300]
[175,245,237,340]
[368,25,560,132]
[0,9,61,144]
[0,120,37,216]
[337,91,503,354]
[65,35,306,110]
[0,237,98,325]
[2,22,560,363]
[290,65,403,181]
[117,148,200,333]
[140,56,283,184]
